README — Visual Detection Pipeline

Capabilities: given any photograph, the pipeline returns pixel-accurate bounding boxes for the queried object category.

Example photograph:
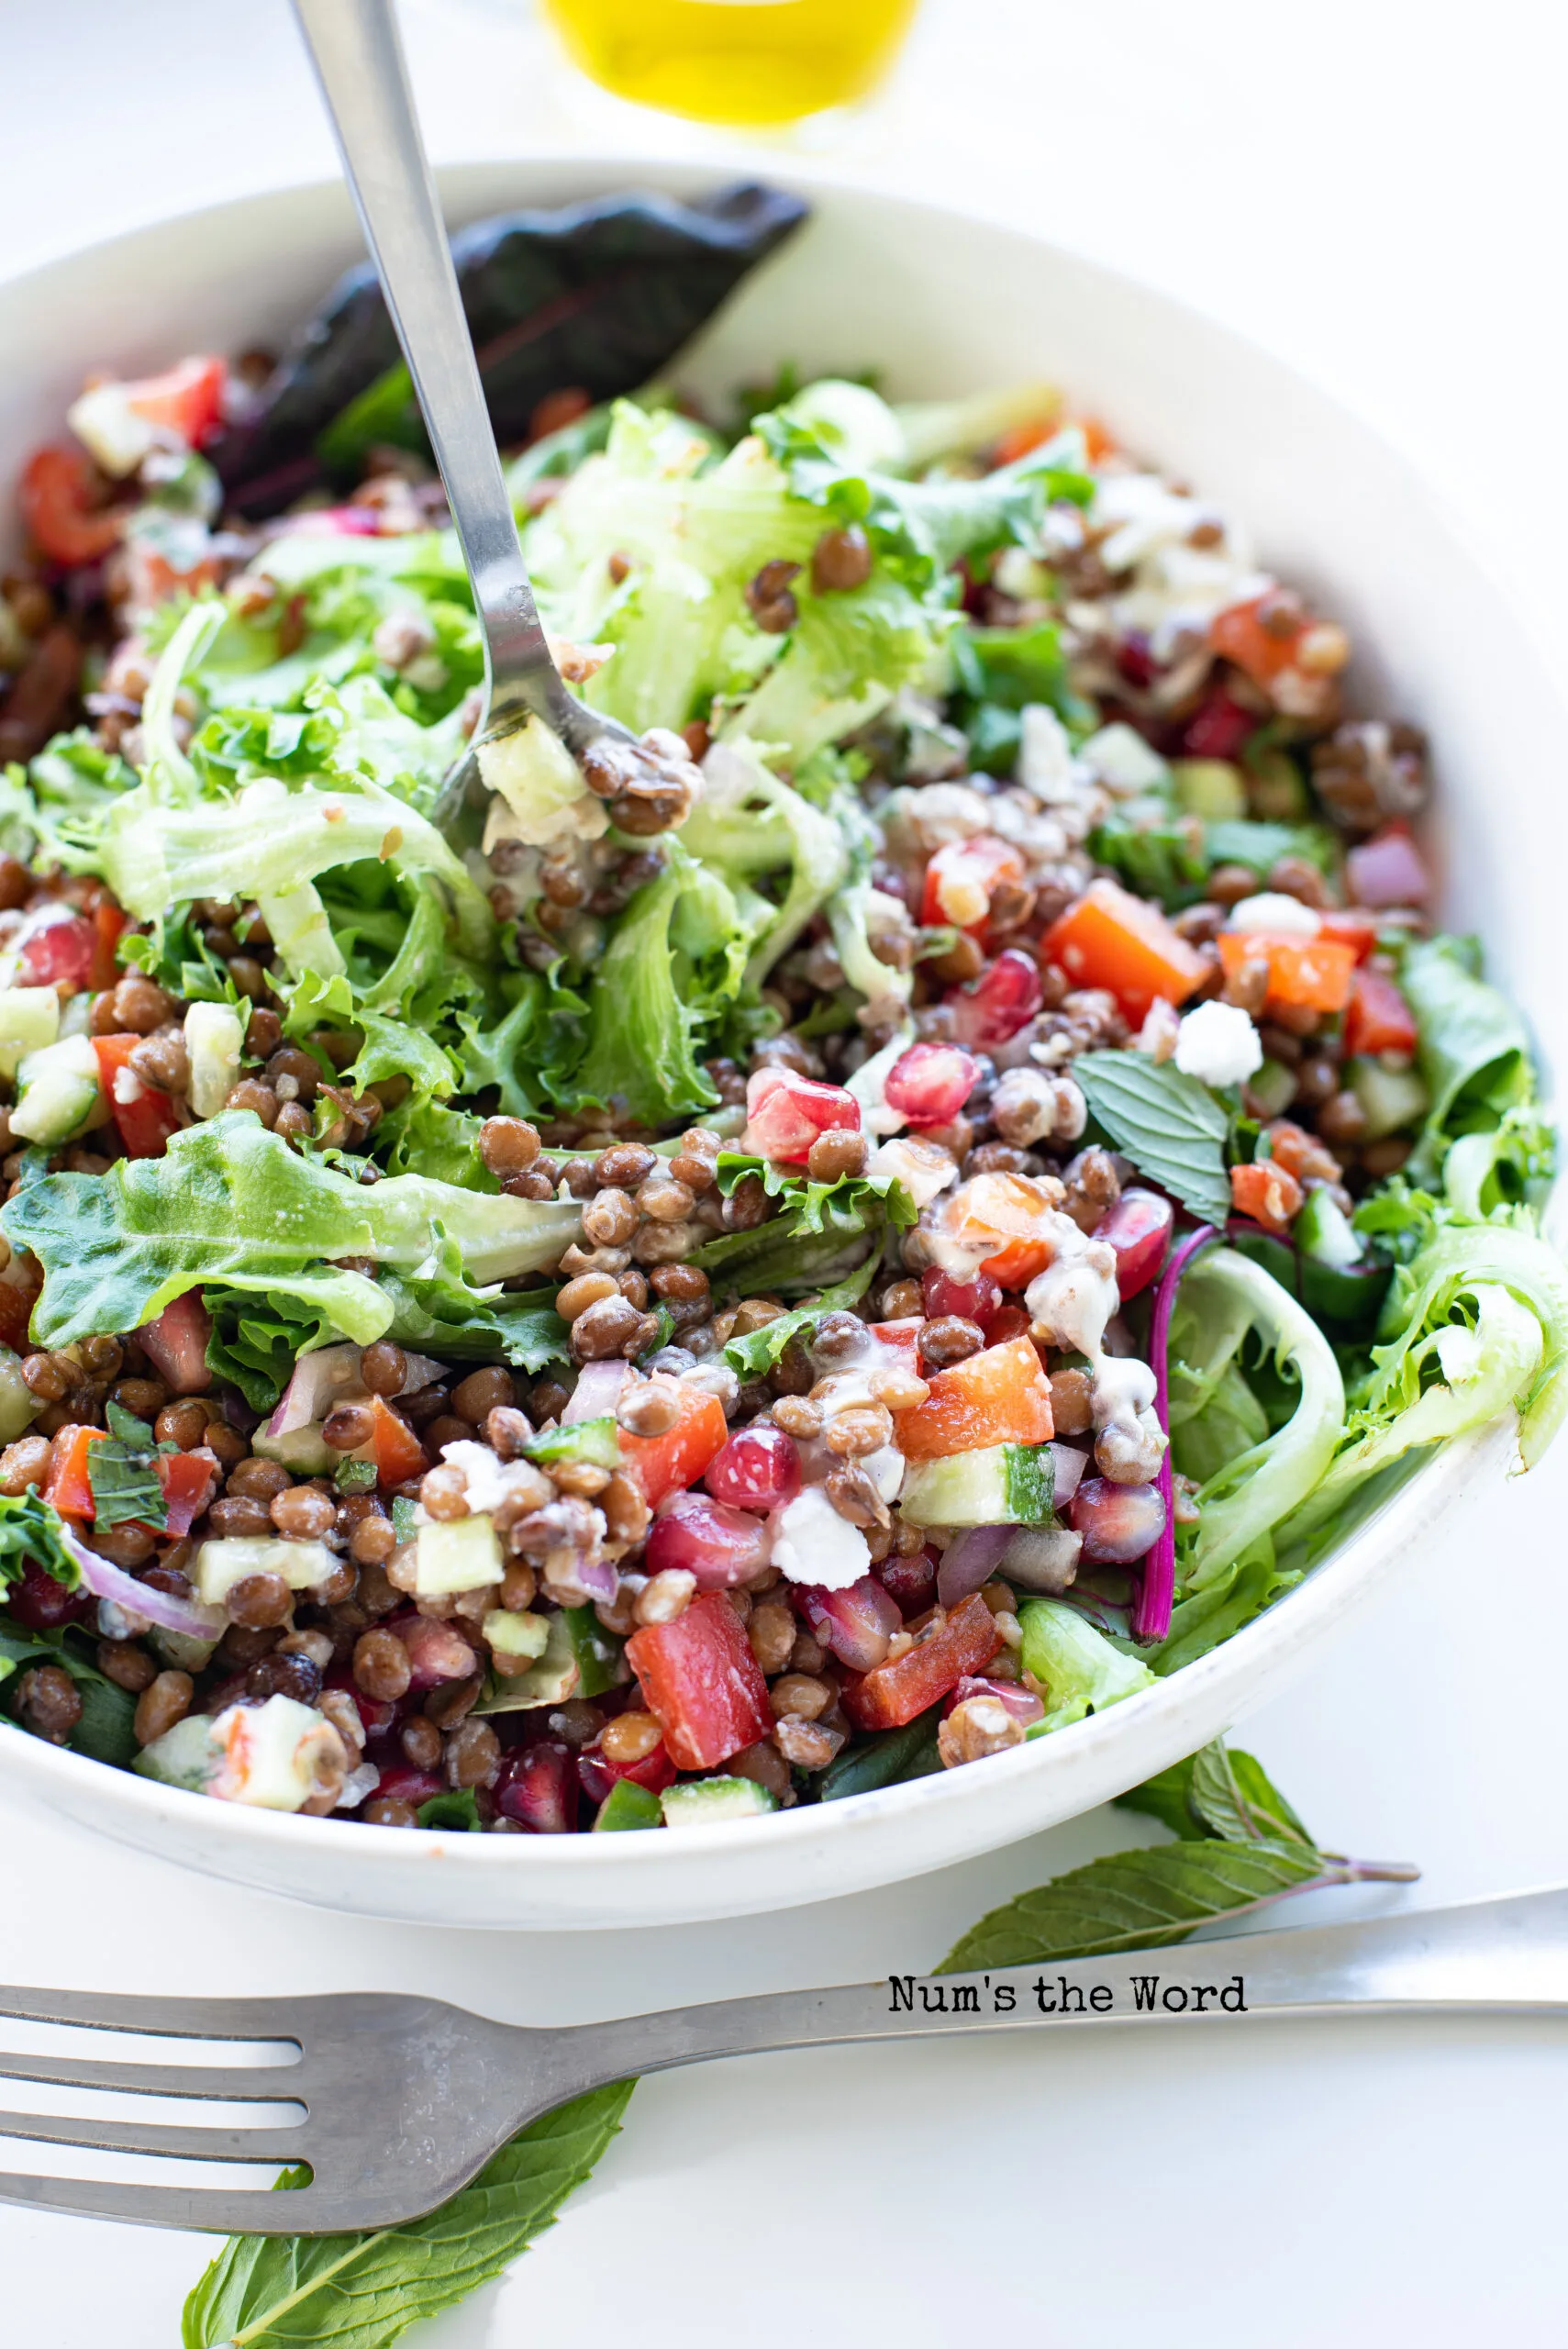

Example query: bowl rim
[0,154,1551,1900]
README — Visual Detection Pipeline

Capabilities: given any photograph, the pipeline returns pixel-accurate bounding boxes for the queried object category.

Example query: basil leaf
[722,1252,881,1378]
[1073,1051,1232,1224]
[936,1839,1329,1971]
[85,1440,168,1533]
[181,2080,634,2349]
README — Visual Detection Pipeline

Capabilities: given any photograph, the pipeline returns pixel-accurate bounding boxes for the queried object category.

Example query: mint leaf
[1112,1753,1202,1840]
[722,1252,880,1378]
[1114,1738,1312,1849]
[181,2080,633,2349]
[86,1439,168,1532]
[1073,1051,1231,1225]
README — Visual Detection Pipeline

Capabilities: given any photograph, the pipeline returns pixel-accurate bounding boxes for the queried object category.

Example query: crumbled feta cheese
[67,382,158,478]
[1017,703,1079,803]
[1225,892,1321,937]
[770,1486,871,1590]
[1173,999,1264,1088]
[1079,721,1170,796]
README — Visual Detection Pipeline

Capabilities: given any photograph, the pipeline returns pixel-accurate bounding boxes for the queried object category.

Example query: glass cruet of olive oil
[538,0,919,129]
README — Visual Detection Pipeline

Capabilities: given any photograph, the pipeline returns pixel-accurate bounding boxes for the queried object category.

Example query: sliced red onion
[1131,1222,1218,1643]
[58,1523,224,1642]
[799,1575,902,1671]
[1345,828,1430,907]
[572,1553,621,1604]
[139,1293,214,1396]
[935,1523,1014,1608]
[563,1361,629,1424]
[1048,1442,1088,1506]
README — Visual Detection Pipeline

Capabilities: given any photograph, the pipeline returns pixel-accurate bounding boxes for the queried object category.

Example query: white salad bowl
[0,161,1560,1930]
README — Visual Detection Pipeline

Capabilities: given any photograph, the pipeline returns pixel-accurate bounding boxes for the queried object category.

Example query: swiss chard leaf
[213,184,807,514]
[1073,1050,1232,1224]
[181,2081,634,2349]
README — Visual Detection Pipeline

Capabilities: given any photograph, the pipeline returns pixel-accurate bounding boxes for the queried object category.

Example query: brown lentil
[135,1671,193,1746]
[353,1628,413,1702]
[450,1366,515,1424]
[570,1293,646,1360]
[227,1456,291,1501]
[225,1572,294,1630]
[400,1715,442,1770]
[419,1464,469,1521]
[806,1129,868,1181]
[322,1400,376,1452]
[360,1340,407,1397]
[0,1436,52,1495]
[270,1486,337,1540]
[445,1719,501,1787]
[919,1315,985,1369]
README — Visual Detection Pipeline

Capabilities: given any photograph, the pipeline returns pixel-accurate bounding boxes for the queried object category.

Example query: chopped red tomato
[20,914,97,991]
[992,414,1060,465]
[118,356,227,449]
[19,445,126,566]
[1344,966,1418,1058]
[1042,878,1207,1022]
[920,836,1025,932]
[896,1335,1054,1463]
[91,901,128,988]
[93,1034,182,1158]
[618,1385,728,1508]
[1229,1160,1305,1236]
[1210,594,1308,685]
[154,1448,218,1537]
[626,1591,773,1771]
[842,1592,1004,1731]
[371,1394,428,1487]
[936,1171,1061,1288]
[42,1422,106,1519]
[1318,909,1381,963]
[1217,930,1357,1015]
[138,1292,214,1395]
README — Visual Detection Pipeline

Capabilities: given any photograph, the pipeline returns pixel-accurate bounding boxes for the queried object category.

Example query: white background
[3,2,1568,2341]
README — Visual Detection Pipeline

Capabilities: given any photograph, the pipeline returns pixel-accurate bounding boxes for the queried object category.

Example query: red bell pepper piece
[842,1592,1004,1731]
[19,445,126,566]
[1217,930,1357,1015]
[371,1394,428,1487]
[93,1034,183,1158]
[618,1385,728,1508]
[1229,1160,1305,1237]
[626,1591,773,1771]
[1042,879,1207,1022]
[42,1422,106,1519]
[1343,966,1418,1059]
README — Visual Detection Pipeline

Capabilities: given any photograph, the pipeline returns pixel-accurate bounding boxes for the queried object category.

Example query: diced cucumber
[482,1608,550,1663]
[195,1534,336,1608]
[474,1608,581,1712]
[660,1776,779,1828]
[250,1422,338,1477]
[183,999,245,1119]
[1347,1055,1429,1140]
[594,1779,664,1831]
[899,1441,1055,1529]
[562,1602,627,1698]
[0,985,59,1081]
[132,1711,222,1793]
[0,1345,38,1442]
[1294,1185,1362,1271]
[1245,1058,1296,1119]
[415,1512,503,1596]
[525,1415,621,1472]
[11,1033,106,1144]
[1171,758,1246,821]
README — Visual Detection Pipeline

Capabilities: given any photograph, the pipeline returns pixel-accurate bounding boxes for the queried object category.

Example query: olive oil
[539,0,917,127]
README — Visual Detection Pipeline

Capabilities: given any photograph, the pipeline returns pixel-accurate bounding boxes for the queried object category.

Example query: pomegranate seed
[395,1614,478,1690]
[799,1575,902,1671]
[1094,1187,1173,1301]
[705,1422,801,1511]
[1181,686,1255,761]
[946,948,1043,1047]
[875,1546,939,1619]
[1070,1476,1168,1565]
[983,1303,1032,1344]
[922,1266,1002,1325]
[743,1067,861,1164]
[884,1041,982,1129]
[368,1763,443,1808]
[645,1491,771,1589]
[942,1675,1045,1725]
[495,1742,579,1833]
[6,1563,94,1631]
[1115,631,1157,689]
[578,1732,677,1806]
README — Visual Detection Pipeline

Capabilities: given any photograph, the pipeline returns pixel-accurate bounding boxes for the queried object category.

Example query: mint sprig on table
[181,1742,1415,2348]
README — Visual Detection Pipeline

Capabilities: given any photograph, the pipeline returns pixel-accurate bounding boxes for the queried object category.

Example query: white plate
[0,161,1559,1929]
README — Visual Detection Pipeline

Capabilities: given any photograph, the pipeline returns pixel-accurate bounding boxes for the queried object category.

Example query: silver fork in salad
[290,0,701,829]
[1,1885,1566,2233]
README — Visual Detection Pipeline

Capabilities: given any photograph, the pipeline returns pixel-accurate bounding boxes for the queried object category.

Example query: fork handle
[289,0,565,734]
[551,1887,1568,2098]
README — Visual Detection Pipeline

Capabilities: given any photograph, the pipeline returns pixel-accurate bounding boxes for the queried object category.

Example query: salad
[0,262,1561,1839]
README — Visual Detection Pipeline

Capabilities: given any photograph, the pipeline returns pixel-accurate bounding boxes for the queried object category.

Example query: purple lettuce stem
[1131,1222,1219,1644]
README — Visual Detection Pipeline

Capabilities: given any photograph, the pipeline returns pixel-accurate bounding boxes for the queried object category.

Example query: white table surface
[4,3,1568,2341]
